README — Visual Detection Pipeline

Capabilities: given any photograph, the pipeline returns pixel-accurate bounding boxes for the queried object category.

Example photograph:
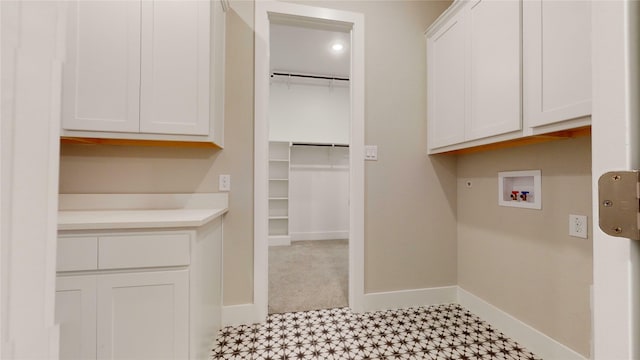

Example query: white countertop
[58,193,229,231]
[58,208,228,230]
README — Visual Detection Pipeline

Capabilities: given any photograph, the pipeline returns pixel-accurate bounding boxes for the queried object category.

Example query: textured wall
[457,136,593,356]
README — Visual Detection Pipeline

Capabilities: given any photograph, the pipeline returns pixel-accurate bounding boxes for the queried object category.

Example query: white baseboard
[221,303,264,327]
[457,288,587,360]
[290,231,349,241]
[268,235,291,247]
[363,286,458,313]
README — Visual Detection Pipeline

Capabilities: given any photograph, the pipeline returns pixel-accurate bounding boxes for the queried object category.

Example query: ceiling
[270,23,351,78]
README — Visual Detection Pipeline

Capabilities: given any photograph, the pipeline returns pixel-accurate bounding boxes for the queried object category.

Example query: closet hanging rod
[292,142,349,148]
[271,72,350,82]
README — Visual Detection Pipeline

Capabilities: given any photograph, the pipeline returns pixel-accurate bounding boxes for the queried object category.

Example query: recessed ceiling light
[331,43,344,52]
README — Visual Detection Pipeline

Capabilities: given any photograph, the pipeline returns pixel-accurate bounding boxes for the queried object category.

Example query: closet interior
[267,20,351,314]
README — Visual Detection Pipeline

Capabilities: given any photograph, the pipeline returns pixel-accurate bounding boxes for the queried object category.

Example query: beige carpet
[268,239,348,314]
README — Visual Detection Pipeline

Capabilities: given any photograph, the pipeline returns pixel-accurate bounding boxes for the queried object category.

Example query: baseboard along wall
[457,288,586,360]
[289,231,349,241]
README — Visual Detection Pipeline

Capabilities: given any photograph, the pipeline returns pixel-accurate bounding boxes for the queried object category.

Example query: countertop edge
[58,208,229,231]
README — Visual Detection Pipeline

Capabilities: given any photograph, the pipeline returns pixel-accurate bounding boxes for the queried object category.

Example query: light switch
[365,145,378,161]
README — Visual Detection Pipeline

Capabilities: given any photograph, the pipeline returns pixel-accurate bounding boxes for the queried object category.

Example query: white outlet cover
[219,174,231,191]
[569,214,588,238]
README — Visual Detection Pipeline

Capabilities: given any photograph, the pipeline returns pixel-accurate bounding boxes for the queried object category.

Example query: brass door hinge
[598,171,640,240]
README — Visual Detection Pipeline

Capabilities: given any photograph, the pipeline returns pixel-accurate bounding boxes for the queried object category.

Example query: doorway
[267,20,351,314]
[254,1,365,321]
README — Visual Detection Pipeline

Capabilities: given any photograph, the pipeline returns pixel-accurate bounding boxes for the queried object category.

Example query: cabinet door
[523,0,591,127]
[466,0,521,140]
[56,276,97,360]
[96,270,189,360]
[427,10,466,149]
[140,1,210,135]
[62,1,140,133]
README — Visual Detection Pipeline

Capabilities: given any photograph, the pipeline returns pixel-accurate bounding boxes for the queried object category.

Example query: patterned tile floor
[211,304,541,360]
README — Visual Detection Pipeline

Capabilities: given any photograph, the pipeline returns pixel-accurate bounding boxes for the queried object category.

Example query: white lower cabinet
[56,276,97,360]
[56,219,223,360]
[56,271,188,360]
[97,271,189,360]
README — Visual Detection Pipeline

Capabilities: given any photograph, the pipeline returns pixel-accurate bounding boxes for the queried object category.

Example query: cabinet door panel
[427,12,466,149]
[62,1,140,132]
[140,1,210,135]
[467,0,521,140]
[96,270,188,360]
[524,0,591,127]
[56,276,97,360]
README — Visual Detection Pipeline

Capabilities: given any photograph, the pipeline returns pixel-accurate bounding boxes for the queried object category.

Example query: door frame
[591,0,640,357]
[254,0,365,320]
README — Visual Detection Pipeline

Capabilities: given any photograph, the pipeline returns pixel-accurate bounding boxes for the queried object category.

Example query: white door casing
[591,0,640,358]
[254,0,365,322]
[1,1,66,357]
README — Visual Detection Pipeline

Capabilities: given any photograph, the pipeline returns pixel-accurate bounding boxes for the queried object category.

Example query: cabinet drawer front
[57,236,98,271]
[98,233,190,269]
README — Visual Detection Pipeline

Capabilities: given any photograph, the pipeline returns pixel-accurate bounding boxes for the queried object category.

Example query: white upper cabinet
[62,0,226,144]
[466,0,521,140]
[427,9,466,148]
[523,0,591,128]
[426,0,521,151]
[62,1,141,133]
[140,1,209,135]
[426,0,590,153]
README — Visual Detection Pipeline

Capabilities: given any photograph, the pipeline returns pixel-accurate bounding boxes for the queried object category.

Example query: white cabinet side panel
[190,218,223,359]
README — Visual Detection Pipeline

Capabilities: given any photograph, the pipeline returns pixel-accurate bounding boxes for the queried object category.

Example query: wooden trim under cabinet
[61,137,221,149]
[436,126,591,155]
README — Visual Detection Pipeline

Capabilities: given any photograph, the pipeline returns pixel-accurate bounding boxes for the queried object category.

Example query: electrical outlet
[569,214,588,238]
[219,174,231,192]
[364,145,378,161]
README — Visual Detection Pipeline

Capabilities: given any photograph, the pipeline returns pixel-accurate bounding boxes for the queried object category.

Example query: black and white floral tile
[211,304,541,360]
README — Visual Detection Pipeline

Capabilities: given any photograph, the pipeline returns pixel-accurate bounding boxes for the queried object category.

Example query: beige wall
[283,0,458,292]
[59,1,457,303]
[457,136,593,357]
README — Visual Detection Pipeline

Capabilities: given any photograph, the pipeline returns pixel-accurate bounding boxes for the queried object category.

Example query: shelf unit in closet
[268,141,291,246]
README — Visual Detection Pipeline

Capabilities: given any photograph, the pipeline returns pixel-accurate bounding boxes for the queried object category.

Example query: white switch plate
[365,145,378,161]
[569,214,588,238]
[219,174,231,191]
